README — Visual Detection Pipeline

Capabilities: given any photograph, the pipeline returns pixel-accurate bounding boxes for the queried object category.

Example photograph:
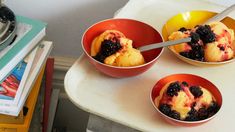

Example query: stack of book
[0,15,52,120]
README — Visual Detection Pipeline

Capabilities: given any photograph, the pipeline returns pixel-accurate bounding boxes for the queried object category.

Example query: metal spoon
[139,4,235,52]
[139,37,191,52]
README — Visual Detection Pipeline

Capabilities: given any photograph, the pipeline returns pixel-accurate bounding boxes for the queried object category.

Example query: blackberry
[190,86,203,98]
[189,46,204,61]
[191,102,197,108]
[195,25,216,44]
[180,45,204,61]
[100,39,122,57]
[198,108,208,120]
[219,46,225,51]
[207,101,220,117]
[169,110,181,120]
[166,81,181,97]
[93,39,122,63]
[218,45,225,51]
[181,81,189,87]
[178,27,188,32]
[93,53,106,63]
[180,51,190,58]
[185,108,198,121]
[159,104,171,115]
[189,32,200,44]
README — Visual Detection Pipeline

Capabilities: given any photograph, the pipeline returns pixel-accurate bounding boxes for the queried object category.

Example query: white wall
[4,0,128,57]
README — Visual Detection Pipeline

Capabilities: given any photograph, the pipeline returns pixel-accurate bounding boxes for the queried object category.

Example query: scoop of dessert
[155,81,220,121]
[91,30,145,66]
[168,22,234,62]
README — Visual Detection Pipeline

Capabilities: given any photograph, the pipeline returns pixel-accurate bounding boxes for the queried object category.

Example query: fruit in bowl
[91,30,145,67]
[162,11,235,66]
[82,18,163,78]
[150,74,222,126]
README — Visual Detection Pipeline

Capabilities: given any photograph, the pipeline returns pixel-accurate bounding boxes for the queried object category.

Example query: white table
[64,0,235,131]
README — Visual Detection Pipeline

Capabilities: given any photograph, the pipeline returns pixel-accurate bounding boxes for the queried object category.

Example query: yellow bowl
[162,10,235,66]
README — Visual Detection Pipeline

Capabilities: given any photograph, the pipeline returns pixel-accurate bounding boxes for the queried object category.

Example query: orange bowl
[82,18,163,78]
[150,74,222,126]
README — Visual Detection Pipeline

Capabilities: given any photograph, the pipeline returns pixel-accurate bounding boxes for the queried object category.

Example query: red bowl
[82,18,163,78]
[150,74,222,126]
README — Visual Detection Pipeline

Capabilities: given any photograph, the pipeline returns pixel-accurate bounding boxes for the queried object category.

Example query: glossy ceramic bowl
[150,74,222,127]
[82,18,163,78]
[162,10,235,66]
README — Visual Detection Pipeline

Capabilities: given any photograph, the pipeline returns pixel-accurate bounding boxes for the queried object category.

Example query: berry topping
[181,81,189,87]
[157,81,220,121]
[180,45,205,61]
[190,86,203,98]
[180,51,190,58]
[185,108,198,121]
[93,39,122,62]
[219,46,225,51]
[159,104,171,115]
[166,81,181,97]
[189,32,200,44]
[195,25,216,44]
[178,27,188,32]
[198,108,208,120]
[217,44,225,51]
[189,45,205,61]
[180,31,205,61]
[207,101,220,117]
[93,53,106,63]
[100,39,122,57]
[169,110,181,120]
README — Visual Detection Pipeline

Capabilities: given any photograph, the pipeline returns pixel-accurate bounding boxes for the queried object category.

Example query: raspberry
[195,25,216,44]
[166,81,181,97]
[190,86,203,98]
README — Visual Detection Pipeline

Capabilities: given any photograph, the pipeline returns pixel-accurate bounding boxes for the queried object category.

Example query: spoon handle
[139,37,191,52]
[204,4,235,24]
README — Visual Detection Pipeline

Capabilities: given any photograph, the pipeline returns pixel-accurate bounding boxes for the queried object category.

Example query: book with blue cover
[0,15,46,82]
[0,47,37,107]
[0,42,53,116]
